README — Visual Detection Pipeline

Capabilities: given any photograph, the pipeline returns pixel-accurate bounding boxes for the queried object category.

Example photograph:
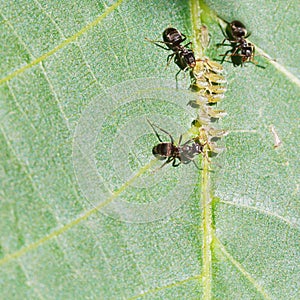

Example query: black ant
[146,28,196,77]
[218,20,256,66]
[147,119,204,169]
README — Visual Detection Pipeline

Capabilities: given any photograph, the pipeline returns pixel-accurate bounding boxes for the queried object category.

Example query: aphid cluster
[187,55,228,157]
[190,57,227,105]
[218,20,256,65]
[146,26,228,169]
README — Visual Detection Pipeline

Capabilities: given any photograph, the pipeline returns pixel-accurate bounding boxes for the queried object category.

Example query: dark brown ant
[146,28,196,77]
[147,119,204,169]
[218,20,256,66]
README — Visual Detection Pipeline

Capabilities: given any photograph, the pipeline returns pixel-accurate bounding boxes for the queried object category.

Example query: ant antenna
[144,38,172,51]
[147,119,175,144]
[147,119,163,142]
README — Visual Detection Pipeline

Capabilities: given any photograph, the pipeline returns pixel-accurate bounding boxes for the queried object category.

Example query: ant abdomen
[163,27,186,49]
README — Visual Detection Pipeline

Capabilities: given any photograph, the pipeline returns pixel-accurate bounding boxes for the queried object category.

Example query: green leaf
[0,0,299,299]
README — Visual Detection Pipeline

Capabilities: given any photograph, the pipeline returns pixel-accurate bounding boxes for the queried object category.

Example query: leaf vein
[0,125,53,211]
[0,159,156,266]
[127,274,202,300]
[0,0,124,85]
[214,236,272,300]
[220,200,299,229]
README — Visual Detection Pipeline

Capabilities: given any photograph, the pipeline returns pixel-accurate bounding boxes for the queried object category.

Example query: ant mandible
[147,119,204,169]
[146,28,196,76]
[218,20,256,65]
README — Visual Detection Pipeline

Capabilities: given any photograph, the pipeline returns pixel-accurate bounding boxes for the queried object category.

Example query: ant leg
[145,38,171,51]
[159,157,173,169]
[251,57,259,65]
[231,44,241,56]
[172,159,181,167]
[216,35,230,47]
[181,33,187,43]
[191,159,202,170]
[219,43,242,62]
[218,23,228,41]
[217,37,238,48]
[175,66,189,88]
[175,69,182,89]
[181,152,194,162]
[219,49,232,63]
[245,32,251,38]
[221,38,228,46]
[166,53,176,67]
[217,43,233,48]
[220,43,240,57]
[183,41,192,48]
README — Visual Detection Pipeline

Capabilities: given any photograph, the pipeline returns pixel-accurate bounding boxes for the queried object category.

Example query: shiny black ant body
[146,28,196,75]
[229,20,249,41]
[147,119,204,169]
[218,20,256,65]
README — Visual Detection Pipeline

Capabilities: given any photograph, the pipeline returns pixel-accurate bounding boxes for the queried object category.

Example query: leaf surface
[0,0,299,299]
